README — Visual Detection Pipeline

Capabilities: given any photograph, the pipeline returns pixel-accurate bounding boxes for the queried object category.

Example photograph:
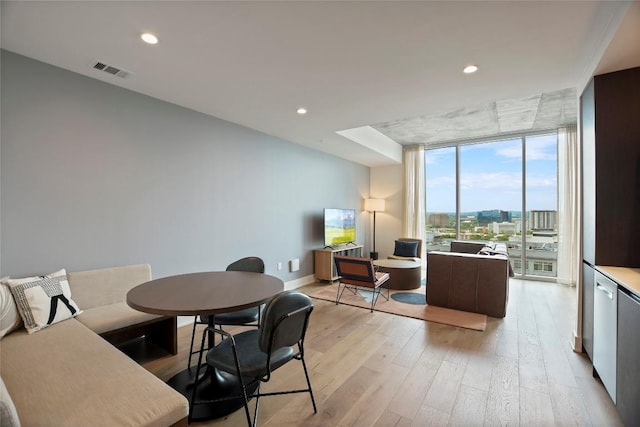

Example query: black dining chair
[190,290,316,426]
[187,256,265,369]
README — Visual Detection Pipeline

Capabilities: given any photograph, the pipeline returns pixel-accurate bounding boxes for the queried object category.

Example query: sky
[425,133,558,213]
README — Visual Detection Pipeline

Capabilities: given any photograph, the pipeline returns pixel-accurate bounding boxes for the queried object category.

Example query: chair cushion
[394,240,419,257]
[200,307,260,326]
[76,302,163,334]
[374,272,390,286]
[207,329,294,378]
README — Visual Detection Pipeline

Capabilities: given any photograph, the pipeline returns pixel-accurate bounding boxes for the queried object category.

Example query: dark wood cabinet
[581,67,640,267]
[581,67,640,360]
[616,289,640,426]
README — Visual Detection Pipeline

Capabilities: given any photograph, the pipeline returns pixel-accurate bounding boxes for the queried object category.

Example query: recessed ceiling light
[297,107,308,115]
[463,65,478,74]
[141,33,159,45]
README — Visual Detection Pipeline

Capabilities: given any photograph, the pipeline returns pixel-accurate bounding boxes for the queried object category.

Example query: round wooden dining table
[127,270,284,421]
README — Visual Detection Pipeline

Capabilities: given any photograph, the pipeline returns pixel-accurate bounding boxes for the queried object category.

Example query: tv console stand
[314,244,364,282]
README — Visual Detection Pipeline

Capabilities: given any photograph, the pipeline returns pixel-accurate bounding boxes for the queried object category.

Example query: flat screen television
[324,208,356,247]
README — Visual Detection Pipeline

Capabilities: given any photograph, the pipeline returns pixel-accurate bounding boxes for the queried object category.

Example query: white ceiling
[2,1,639,167]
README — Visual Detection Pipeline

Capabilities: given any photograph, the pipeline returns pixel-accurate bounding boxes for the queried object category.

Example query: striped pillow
[7,269,82,334]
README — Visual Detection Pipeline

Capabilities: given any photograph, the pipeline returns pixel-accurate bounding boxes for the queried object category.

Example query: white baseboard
[284,274,316,290]
[177,315,193,328]
[174,275,315,328]
[571,332,583,353]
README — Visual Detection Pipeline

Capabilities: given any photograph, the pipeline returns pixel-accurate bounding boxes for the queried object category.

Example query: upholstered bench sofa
[69,264,178,354]
[426,242,511,318]
[0,264,188,427]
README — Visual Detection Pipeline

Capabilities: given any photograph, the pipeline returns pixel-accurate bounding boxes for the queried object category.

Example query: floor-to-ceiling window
[424,131,558,279]
[425,146,456,251]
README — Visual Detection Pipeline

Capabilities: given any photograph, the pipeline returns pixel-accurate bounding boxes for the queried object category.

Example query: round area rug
[390,292,426,305]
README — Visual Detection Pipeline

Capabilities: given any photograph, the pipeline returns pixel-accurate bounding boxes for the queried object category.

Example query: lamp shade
[364,198,385,212]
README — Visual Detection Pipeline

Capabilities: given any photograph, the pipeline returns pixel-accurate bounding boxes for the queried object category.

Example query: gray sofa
[0,264,189,427]
[426,241,510,318]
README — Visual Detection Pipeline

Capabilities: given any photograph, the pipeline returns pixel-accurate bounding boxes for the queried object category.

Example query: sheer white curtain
[557,125,580,286]
[402,145,425,242]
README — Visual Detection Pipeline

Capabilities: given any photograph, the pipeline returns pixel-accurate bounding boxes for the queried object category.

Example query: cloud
[425,148,455,165]
[455,172,556,191]
[460,172,521,190]
[495,137,557,161]
[494,145,522,159]
[527,175,557,187]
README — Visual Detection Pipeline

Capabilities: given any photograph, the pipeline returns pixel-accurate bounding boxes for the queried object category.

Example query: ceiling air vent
[90,60,132,79]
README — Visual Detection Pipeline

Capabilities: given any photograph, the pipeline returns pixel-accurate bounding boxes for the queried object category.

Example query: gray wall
[0,50,370,280]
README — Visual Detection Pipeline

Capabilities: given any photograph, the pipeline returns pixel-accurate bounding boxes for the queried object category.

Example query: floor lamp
[364,198,385,260]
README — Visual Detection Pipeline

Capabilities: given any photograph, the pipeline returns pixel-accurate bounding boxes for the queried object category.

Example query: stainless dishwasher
[593,270,617,403]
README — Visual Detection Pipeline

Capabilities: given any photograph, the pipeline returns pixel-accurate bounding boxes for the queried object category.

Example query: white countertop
[595,265,640,297]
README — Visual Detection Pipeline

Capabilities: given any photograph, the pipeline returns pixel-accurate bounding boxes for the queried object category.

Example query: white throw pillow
[0,376,21,427]
[7,269,82,334]
[0,278,23,339]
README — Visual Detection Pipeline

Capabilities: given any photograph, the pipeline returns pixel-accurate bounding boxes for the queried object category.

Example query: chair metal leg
[370,290,376,312]
[335,282,345,305]
[369,285,389,312]
[229,341,252,427]
[252,382,261,427]
[301,354,317,413]
[371,285,383,312]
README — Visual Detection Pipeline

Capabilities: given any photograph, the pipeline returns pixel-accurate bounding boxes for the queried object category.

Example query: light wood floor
[143,279,623,426]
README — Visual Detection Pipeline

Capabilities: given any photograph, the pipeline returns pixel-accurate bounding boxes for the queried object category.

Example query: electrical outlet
[290,258,300,272]
[277,262,282,271]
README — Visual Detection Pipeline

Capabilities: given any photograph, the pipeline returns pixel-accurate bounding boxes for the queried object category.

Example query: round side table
[373,259,422,290]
